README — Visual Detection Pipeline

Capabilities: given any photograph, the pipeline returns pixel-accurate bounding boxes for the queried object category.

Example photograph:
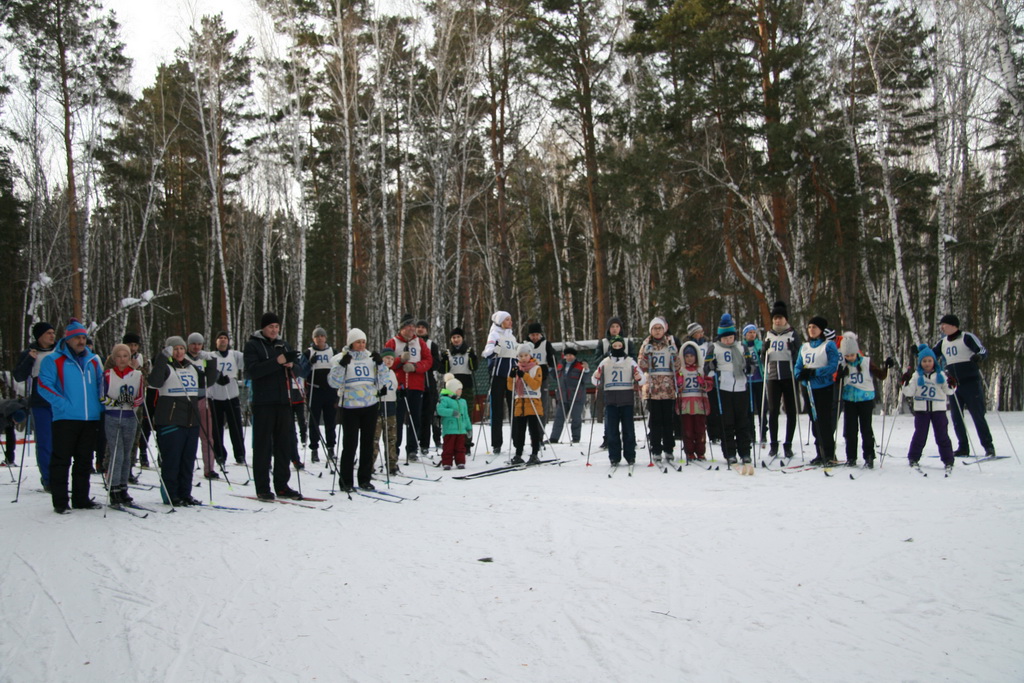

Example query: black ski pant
[291,404,307,446]
[490,375,512,451]
[748,380,766,444]
[646,399,676,457]
[949,378,994,452]
[419,383,441,450]
[511,413,543,457]
[50,419,99,510]
[156,423,199,503]
[308,392,337,453]
[843,399,875,464]
[805,384,836,463]
[395,389,423,459]
[766,378,798,447]
[212,397,246,464]
[251,403,295,496]
[341,405,377,488]
[718,390,751,461]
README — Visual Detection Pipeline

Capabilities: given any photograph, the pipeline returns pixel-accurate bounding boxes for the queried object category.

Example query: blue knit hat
[717,314,737,338]
[63,319,88,340]
[916,344,945,387]
[742,324,757,337]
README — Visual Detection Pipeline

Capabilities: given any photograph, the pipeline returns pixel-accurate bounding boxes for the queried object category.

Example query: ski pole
[585,385,597,467]
[950,391,983,473]
[979,370,1021,465]
[140,396,177,511]
[474,361,500,459]
[786,359,805,461]
[10,409,32,503]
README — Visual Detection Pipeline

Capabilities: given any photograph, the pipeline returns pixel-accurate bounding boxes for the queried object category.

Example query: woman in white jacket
[482,311,518,453]
[328,328,386,492]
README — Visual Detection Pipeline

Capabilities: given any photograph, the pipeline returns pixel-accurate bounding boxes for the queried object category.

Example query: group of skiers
[3,302,999,514]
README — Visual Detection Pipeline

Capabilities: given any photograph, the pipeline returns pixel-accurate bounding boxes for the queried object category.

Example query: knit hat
[216,331,230,341]
[165,335,186,349]
[717,313,737,338]
[808,315,828,332]
[260,312,280,328]
[770,301,789,319]
[527,322,543,335]
[380,348,395,358]
[649,316,668,333]
[838,332,860,356]
[187,332,204,345]
[445,377,463,393]
[398,314,415,330]
[347,328,367,346]
[416,319,429,329]
[562,344,578,356]
[63,319,88,340]
[312,326,327,339]
[606,316,624,336]
[122,331,141,345]
[450,327,465,338]
[491,311,511,326]
[742,324,757,337]
[609,335,626,357]
[517,342,534,357]
[32,322,54,340]
[686,322,703,336]
[916,344,945,386]
[824,328,837,342]
[939,314,960,329]
[443,373,454,383]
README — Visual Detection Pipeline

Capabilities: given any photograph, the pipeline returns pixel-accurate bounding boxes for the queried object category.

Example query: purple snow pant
[908,411,954,466]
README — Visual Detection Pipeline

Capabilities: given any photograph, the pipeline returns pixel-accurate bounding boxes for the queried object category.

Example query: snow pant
[50,419,99,510]
[805,384,836,463]
[419,383,441,450]
[766,378,798,447]
[604,403,636,464]
[549,391,585,443]
[197,398,218,474]
[341,405,377,488]
[908,410,954,466]
[645,399,676,457]
[748,381,766,444]
[706,386,722,441]
[156,424,199,504]
[3,422,14,463]
[291,403,307,446]
[511,414,543,457]
[93,414,107,471]
[442,433,467,467]
[490,375,512,451]
[212,397,246,464]
[104,411,136,491]
[680,413,707,459]
[251,404,294,497]
[374,412,398,472]
[308,392,337,454]
[135,388,157,466]
[718,390,751,461]
[395,389,423,460]
[949,378,994,453]
[842,400,875,464]
[31,405,53,486]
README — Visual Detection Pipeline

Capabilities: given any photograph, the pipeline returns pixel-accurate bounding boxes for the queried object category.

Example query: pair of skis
[452,459,564,480]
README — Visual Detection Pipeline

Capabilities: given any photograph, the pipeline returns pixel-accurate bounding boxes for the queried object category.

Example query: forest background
[0,0,1022,407]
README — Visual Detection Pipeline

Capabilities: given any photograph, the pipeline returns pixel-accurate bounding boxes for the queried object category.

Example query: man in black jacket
[243,313,303,500]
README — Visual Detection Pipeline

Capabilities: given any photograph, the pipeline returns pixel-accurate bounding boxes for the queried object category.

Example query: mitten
[403,363,416,373]
[339,353,353,367]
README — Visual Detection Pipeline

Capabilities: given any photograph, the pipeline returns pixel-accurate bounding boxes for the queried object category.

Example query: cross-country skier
[932,315,995,457]
[303,327,338,464]
[795,315,841,466]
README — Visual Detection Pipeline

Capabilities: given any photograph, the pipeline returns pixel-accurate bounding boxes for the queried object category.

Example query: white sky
[104,0,264,93]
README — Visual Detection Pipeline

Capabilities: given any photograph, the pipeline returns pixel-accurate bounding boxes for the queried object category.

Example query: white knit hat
[649,316,668,333]
[347,328,367,346]
[445,378,463,393]
[839,331,860,356]
[492,311,511,326]
[517,342,534,357]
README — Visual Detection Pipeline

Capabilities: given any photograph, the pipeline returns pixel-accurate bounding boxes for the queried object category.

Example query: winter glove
[378,387,388,397]
[797,368,814,383]
[908,343,919,357]
[119,385,132,407]
[837,365,849,380]
[339,353,353,367]
[884,357,896,369]
[101,395,118,407]
[708,359,719,373]
[401,351,411,363]
[397,388,407,399]
[284,350,300,364]
[947,377,958,390]
[217,375,230,386]
[513,369,524,378]
[900,370,914,386]
[403,363,416,373]
[371,352,382,364]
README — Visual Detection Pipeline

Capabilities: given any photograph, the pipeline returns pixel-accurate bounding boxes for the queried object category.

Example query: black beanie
[416,319,429,329]
[399,314,415,329]
[216,330,230,340]
[527,322,543,334]
[450,327,465,338]
[770,301,788,319]
[122,331,142,345]
[808,315,828,332]
[939,314,960,328]
[260,312,280,328]
[32,322,54,340]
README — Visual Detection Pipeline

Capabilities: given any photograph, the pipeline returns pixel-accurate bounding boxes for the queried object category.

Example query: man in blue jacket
[36,320,105,513]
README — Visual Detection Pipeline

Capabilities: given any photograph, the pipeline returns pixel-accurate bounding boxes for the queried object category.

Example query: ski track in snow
[1,412,1023,681]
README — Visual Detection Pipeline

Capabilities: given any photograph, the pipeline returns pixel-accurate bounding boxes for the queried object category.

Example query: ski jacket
[903,369,955,413]
[378,367,398,417]
[208,349,245,401]
[554,360,590,405]
[706,340,753,393]
[841,355,887,403]
[483,324,518,377]
[638,334,681,400]
[592,357,646,407]
[36,340,104,422]
[677,347,712,416]
[243,330,296,406]
[304,343,336,396]
[794,338,840,390]
[763,327,800,381]
[103,365,145,417]
[444,343,477,391]
[186,351,219,400]
[744,338,764,382]
[507,364,544,417]
[420,336,442,391]
[933,331,987,384]
[385,334,433,392]
[148,353,201,428]
[14,342,58,408]
[328,350,387,409]
[528,336,558,382]
[436,390,472,436]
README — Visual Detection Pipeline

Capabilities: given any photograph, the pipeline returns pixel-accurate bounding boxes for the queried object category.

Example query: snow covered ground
[2,411,1023,682]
